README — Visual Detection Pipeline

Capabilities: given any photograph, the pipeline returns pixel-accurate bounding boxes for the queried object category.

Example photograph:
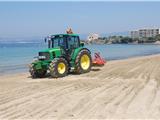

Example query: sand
[0,54,160,119]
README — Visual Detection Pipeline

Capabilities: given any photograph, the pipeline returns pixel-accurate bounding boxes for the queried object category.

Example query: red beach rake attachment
[92,52,106,66]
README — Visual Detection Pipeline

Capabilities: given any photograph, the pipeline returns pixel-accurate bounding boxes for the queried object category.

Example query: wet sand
[0,54,160,119]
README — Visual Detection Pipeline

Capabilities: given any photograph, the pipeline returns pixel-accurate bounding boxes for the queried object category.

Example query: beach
[0,54,160,119]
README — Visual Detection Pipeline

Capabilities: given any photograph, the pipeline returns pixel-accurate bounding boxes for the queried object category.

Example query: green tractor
[29,34,92,78]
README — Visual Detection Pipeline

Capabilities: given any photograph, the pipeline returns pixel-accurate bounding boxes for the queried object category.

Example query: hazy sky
[0,2,160,37]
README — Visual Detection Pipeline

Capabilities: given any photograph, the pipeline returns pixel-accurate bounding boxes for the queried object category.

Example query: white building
[131,31,139,39]
[87,33,99,42]
[131,28,160,38]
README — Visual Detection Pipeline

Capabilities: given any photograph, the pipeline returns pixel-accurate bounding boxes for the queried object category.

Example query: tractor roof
[51,34,79,37]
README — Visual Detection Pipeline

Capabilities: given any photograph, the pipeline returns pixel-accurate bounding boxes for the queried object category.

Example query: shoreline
[1,53,160,76]
[88,43,160,45]
[1,43,160,76]
[1,53,160,77]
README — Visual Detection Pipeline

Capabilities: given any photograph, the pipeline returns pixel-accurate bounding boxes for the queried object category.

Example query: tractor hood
[39,47,61,53]
[38,47,62,60]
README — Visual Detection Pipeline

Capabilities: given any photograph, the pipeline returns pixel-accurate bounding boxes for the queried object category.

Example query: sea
[1,41,160,75]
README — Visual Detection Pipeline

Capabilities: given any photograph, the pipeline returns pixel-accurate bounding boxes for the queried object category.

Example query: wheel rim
[58,62,66,74]
[80,54,90,70]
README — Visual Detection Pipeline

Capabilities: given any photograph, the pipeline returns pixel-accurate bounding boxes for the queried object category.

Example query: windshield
[51,36,66,48]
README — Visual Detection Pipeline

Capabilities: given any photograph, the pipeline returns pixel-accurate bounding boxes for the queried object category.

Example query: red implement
[92,52,106,66]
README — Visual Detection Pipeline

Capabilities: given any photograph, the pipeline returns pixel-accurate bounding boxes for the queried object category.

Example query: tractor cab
[44,34,85,62]
[45,34,84,50]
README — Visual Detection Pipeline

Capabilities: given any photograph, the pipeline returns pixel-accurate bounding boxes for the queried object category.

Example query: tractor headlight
[38,52,50,60]
[38,56,46,59]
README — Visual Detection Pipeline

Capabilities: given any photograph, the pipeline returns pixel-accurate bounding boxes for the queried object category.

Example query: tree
[147,37,155,43]
[155,34,160,41]
[120,37,133,43]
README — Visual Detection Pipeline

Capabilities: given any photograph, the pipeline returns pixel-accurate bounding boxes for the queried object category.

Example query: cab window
[51,36,66,48]
[67,36,79,49]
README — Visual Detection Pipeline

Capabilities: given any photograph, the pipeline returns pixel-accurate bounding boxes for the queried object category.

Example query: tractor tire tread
[49,58,68,78]
[75,49,92,74]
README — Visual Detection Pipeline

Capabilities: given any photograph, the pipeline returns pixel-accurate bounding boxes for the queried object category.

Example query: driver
[66,28,73,34]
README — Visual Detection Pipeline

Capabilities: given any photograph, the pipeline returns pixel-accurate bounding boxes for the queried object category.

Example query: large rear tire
[75,49,92,74]
[29,64,46,78]
[49,58,68,78]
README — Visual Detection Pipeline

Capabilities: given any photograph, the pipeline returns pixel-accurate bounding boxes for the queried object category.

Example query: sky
[0,1,160,38]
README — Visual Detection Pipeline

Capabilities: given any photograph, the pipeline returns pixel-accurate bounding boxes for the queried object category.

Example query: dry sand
[0,54,160,119]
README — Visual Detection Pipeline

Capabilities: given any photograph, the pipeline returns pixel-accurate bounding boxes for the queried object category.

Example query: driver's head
[66,28,73,34]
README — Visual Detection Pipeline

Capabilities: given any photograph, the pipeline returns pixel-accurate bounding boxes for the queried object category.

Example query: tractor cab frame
[45,34,84,50]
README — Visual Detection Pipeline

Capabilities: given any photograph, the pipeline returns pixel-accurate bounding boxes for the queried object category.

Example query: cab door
[66,36,80,60]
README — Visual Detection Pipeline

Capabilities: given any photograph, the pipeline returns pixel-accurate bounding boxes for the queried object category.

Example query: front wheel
[49,58,68,78]
[75,49,92,74]
[29,64,46,78]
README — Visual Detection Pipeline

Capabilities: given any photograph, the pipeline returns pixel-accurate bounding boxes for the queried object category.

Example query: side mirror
[44,38,47,43]
[80,42,84,47]
[48,40,51,48]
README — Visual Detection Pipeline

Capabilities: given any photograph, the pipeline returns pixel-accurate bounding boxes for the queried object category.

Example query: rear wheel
[29,64,46,78]
[75,49,92,74]
[49,58,68,78]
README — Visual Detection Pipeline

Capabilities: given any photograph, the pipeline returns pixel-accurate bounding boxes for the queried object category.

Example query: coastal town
[87,28,160,44]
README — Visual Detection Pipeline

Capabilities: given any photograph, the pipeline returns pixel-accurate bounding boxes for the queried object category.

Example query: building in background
[131,31,139,39]
[87,33,99,42]
[131,28,160,39]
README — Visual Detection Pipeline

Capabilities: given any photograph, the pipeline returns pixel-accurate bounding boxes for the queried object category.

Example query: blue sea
[1,41,160,75]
